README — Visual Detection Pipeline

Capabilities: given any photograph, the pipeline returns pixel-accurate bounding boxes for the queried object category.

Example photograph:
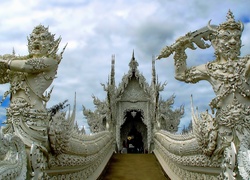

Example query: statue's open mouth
[34,44,40,50]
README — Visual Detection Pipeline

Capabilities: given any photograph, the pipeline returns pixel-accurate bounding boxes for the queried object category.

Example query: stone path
[101,154,168,180]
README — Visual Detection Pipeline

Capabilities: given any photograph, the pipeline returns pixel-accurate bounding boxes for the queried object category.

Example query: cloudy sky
[0,0,250,133]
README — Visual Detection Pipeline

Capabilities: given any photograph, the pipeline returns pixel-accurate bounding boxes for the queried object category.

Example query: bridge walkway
[100,153,169,180]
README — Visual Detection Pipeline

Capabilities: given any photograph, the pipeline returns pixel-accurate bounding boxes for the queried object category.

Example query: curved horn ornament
[240,21,244,32]
[207,20,217,32]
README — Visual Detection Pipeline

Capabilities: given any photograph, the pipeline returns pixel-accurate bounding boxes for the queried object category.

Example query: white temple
[0,10,250,180]
[83,52,183,153]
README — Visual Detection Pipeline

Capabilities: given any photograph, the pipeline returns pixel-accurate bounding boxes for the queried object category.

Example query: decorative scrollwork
[238,133,250,179]
[0,129,27,180]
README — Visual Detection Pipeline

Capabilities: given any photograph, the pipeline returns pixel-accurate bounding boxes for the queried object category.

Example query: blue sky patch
[0,96,8,126]
[240,15,250,23]
[1,96,10,107]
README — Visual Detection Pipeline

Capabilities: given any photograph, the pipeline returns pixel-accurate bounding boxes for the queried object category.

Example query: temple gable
[120,76,149,101]
[83,52,184,153]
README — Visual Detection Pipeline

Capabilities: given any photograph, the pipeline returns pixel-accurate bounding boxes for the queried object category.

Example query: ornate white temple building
[1,10,250,180]
[83,52,183,153]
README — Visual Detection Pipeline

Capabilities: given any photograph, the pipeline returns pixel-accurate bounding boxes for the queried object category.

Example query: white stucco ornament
[157,10,250,179]
[0,25,114,179]
[1,9,250,180]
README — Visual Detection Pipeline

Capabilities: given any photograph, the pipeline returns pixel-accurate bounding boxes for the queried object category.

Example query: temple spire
[129,50,138,73]
[110,54,115,86]
[151,55,156,87]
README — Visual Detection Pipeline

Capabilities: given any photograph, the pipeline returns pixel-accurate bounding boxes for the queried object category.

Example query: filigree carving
[238,133,250,179]
[221,142,237,180]
[30,143,48,179]
[157,10,250,178]
[154,131,221,179]
[0,25,115,180]
[116,55,151,100]
[83,107,100,133]
[157,95,184,132]
[3,10,250,179]
[0,129,27,180]
[49,112,72,154]
[83,96,109,133]
[192,104,218,156]
[217,97,250,131]
[0,25,66,110]
[4,98,50,148]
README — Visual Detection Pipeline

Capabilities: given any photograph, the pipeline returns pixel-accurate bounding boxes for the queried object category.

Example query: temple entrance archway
[120,109,147,153]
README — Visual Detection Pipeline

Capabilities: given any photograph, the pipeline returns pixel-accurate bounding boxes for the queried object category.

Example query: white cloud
[0,107,6,116]
[0,107,7,125]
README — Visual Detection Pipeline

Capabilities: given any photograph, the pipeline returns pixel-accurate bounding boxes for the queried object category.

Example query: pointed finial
[112,54,115,64]
[110,54,115,86]
[152,55,155,64]
[12,47,15,56]
[132,49,135,60]
[129,50,138,71]
[213,10,244,32]
[226,9,235,22]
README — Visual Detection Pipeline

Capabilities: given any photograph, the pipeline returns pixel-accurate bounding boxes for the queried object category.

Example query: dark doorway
[120,109,147,153]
